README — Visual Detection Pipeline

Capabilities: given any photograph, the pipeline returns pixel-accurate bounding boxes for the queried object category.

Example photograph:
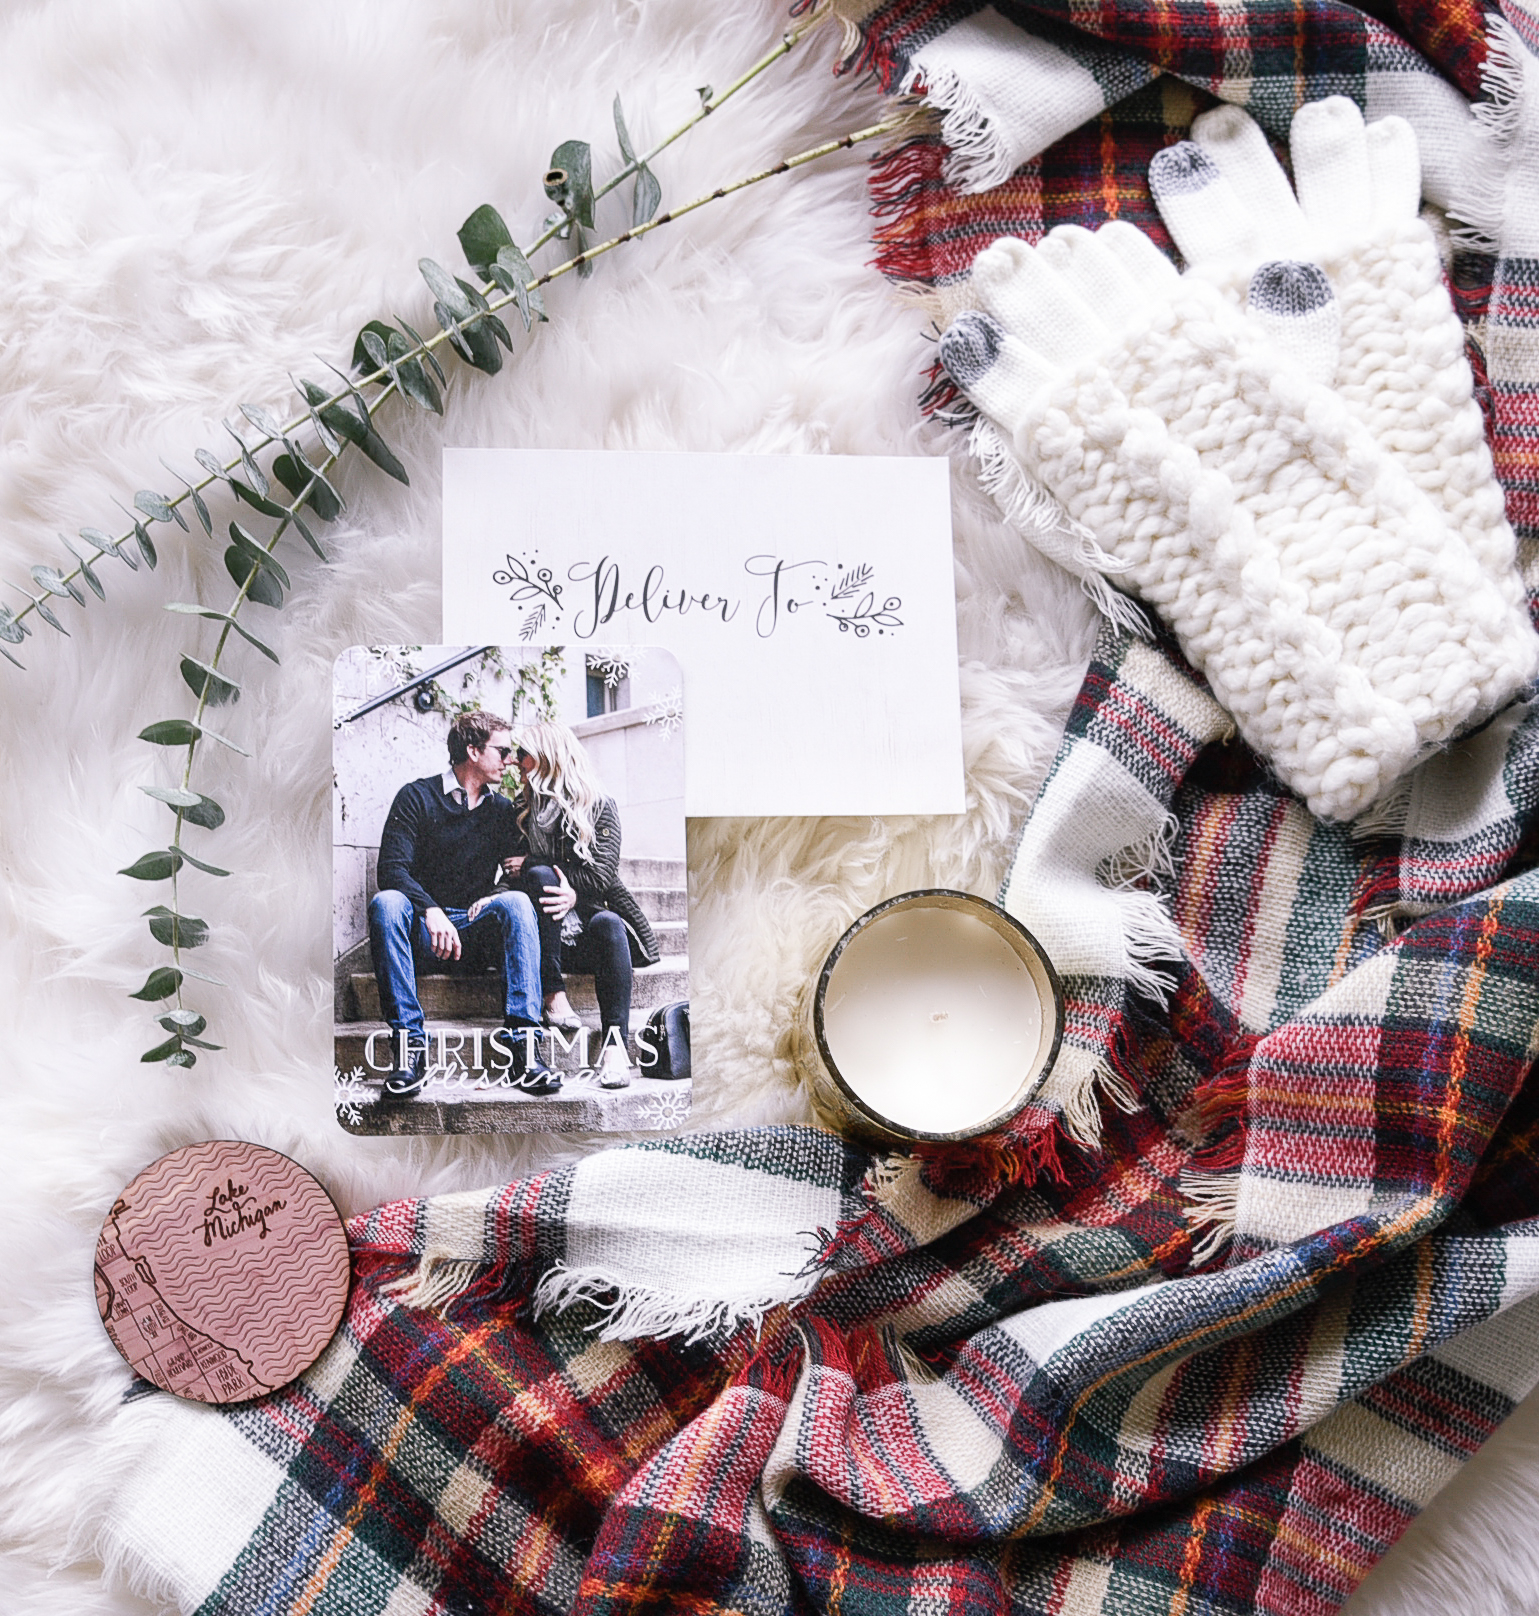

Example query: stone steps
[348,957,687,1023]
[617,857,686,889]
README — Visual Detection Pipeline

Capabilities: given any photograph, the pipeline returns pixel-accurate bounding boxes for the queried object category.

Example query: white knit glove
[939,221,1537,822]
[1150,98,1525,614]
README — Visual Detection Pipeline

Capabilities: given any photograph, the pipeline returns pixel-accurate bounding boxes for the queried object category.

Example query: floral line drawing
[828,593,902,637]
[828,562,873,601]
[493,552,564,614]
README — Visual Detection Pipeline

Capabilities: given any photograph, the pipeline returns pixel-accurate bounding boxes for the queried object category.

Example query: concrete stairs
[335,857,690,1134]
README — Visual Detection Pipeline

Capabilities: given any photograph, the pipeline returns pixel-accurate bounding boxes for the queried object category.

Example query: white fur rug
[0,1,1534,1610]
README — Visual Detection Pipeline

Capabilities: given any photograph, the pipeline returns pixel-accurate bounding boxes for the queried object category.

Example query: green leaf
[158,1010,207,1035]
[178,848,230,877]
[239,401,285,439]
[225,425,270,499]
[230,478,287,519]
[435,302,473,362]
[199,725,249,757]
[134,522,158,569]
[60,538,105,600]
[140,719,200,746]
[31,565,76,601]
[80,525,133,568]
[141,1035,185,1063]
[225,543,283,609]
[272,454,343,523]
[179,655,240,706]
[0,644,21,668]
[613,93,636,163]
[291,509,326,561]
[0,606,25,645]
[457,204,514,277]
[228,523,290,588]
[135,490,188,531]
[165,603,280,664]
[360,330,390,371]
[179,962,223,985]
[143,905,209,949]
[160,461,213,534]
[549,139,595,228]
[633,163,661,227]
[180,1034,222,1051]
[140,784,201,809]
[419,257,473,320]
[120,849,182,880]
[182,793,226,831]
[130,966,182,1001]
[397,319,447,385]
[352,320,398,373]
[194,447,230,483]
[397,358,442,415]
[33,597,69,635]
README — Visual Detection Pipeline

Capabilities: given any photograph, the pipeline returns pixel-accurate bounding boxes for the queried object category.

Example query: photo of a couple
[333,646,689,1136]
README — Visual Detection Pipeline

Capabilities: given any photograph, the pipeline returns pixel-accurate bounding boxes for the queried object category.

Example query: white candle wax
[820,903,1046,1136]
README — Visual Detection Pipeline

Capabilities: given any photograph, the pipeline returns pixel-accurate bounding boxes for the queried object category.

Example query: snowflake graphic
[645,686,684,737]
[333,1065,371,1127]
[587,651,633,688]
[639,1088,691,1130]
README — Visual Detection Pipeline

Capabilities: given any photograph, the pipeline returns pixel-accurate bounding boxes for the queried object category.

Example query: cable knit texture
[943,224,1537,821]
[1152,98,1527,614]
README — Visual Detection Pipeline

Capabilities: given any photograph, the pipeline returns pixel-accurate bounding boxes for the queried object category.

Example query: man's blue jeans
[367,889,541,1045]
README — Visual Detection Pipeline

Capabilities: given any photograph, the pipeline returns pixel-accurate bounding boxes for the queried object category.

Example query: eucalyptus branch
[10,9,903,1068]
[0,9,834,657]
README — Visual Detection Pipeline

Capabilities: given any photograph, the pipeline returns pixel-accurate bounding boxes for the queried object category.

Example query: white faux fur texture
[0,2,1532,1612]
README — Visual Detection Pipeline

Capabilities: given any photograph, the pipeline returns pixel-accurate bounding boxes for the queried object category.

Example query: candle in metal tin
[808,890,1062,1145]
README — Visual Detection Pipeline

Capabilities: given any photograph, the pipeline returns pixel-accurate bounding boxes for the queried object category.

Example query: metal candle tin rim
[811,888,1065,1144]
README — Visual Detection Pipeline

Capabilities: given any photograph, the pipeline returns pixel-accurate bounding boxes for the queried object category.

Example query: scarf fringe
[914,1112,1071,1189]
[972,419,1151,637]
[1449,16,1529,253]
[384,1257,492,1314]
[899,57,1016,194]
[1180,1168,1239,1266]
[530,1263,816,1345]
[1353,773,1415,840]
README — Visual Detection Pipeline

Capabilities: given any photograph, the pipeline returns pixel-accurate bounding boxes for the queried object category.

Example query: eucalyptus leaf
[140,784,202,809]
[193,448,230,483]
[397,358,442,415]
[240,401,285,439]
[30,565,73,599]
[120,849,181,880]
[140,1035,185,1063]
[351,320,398,372]
[198,725,250,757]
[419,257,473,319]
[229,478,287,519]
[354,423,410,483]
[224,541,284,607]
[397,319,447,385]
[179,655,240,706]
[461,316,504,374]
[272,454,343,523]
[143,905,209,949]
[79,526,129,563]
[130,966,182,1001]
[224,424,271,498]
[178,849,230,877]
[165,1050,198,1067]
[180,1034,222,1052]
[457,204,514,277]
[160,461,214,534]
[549,139,594,228]
[229,523,291,588]
[291,509,327,561]
[134,522,158,569]
[0,645,22,668]
[182,793,225,831]
[135,489,188,531]
[158,1010,207,1034]
[435,302,474,362]
[60,539,105,600]
[139,719,200,746]
[613,93,636,163]
[633,163,662,226]
[360,330,390,371]
[33,598,68,634]
[165,603,280,664]
[180,962,223,985]
[0,607,25,645]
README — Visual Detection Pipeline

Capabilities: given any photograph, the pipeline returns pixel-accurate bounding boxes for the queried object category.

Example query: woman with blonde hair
[505,719,659,1086]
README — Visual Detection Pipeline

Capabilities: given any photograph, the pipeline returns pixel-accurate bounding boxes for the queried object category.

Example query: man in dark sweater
[367,709,557,1098]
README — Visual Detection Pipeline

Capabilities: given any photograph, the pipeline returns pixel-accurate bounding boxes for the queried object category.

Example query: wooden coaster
[94,1139,350,1404]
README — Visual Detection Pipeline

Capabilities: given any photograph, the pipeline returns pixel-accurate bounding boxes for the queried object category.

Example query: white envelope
[442,449,963,817]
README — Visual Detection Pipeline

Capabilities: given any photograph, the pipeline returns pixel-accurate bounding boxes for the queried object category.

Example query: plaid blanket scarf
[102,4,1539,1614]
